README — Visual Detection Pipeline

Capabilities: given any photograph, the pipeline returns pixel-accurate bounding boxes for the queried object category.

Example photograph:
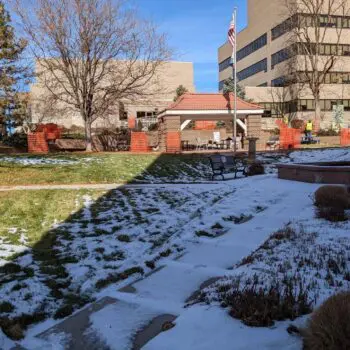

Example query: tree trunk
[85,118,92,152]
[314,94,321,122]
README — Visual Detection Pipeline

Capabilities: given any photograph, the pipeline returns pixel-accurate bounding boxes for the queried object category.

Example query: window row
[260,99,350,115]
[136,111,157,119]
[271,48,292,69]
[272,14,350,41]
[271,15,296,41]
[298,99,350,111]
[301,43,350,56]
[219,57,232,72]
[237,59,267,82]
[237,33,267,62]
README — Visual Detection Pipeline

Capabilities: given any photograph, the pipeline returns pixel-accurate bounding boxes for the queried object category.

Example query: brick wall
[27,132,49,154]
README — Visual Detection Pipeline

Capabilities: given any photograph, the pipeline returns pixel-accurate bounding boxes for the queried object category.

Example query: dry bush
[247,162,265,177]
[314,186,350,222]
[316,206,347,222]
[219,275,312,327]
[302,292,350,350]
[314,186,350,209]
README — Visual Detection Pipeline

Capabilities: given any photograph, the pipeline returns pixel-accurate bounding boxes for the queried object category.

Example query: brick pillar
[246,115,262,148]
[159,115,181,153]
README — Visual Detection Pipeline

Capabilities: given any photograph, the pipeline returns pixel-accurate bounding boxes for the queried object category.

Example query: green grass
[0,189,106,245]
[0,153,210,186]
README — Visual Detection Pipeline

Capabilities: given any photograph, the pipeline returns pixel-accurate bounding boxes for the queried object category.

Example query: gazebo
[157,92,264,153]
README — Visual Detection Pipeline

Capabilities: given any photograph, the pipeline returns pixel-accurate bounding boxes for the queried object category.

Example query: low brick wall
[130,132,150,152]
[27,132,49,154]
[277,163,350,185]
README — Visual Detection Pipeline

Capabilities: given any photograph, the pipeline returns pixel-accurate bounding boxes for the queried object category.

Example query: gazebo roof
[165,92,263,111]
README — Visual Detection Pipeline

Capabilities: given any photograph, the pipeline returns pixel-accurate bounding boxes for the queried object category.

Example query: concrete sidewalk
[18,179,314,350]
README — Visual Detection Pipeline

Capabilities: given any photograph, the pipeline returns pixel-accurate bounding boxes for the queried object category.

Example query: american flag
[228,14,236,61]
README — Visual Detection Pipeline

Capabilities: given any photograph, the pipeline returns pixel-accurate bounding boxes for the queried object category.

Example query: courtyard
[0,148,349,349]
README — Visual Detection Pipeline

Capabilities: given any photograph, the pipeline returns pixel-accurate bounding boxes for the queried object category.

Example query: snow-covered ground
[0,156,98,166]
[0,147,350,349]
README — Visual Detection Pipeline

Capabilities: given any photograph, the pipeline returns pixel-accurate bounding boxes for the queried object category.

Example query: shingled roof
[166,93,263,111]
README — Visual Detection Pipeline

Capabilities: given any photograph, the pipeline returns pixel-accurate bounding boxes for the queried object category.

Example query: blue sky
[134,0,247,92]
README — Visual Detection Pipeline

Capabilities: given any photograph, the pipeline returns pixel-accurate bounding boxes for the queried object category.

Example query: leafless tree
[14,0,172,151]
[284,0,350,122]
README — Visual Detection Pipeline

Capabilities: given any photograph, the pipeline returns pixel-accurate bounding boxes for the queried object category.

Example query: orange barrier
[27,132,49,153]
[128,116,136,129]
[194,121,216,130]
[340,128,350,146]
[166,132,181,153]
[130,132,150,152]
[37,123,62,141]
[276,120,301,150]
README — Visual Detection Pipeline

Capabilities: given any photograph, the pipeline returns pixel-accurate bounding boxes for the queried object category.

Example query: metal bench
[209,155,248,180]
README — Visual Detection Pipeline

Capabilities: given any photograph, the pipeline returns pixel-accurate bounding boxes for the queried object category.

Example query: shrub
[117,234,131,243]
[0,302,15,313]
[314,186,349,222]
[221,276,312,327]
[54,305,74,319]
[316,206,347,222]
[302,292,350,350]
[317,128,340,136]
[2,132,27,148]
[246,162,265,177]
[291,119,304,129]
[314,186,350,209]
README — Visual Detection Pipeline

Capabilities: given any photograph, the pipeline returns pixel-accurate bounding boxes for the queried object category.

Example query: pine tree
[174,85,188,102]
[222,77,247,100]
[0,1,28,136]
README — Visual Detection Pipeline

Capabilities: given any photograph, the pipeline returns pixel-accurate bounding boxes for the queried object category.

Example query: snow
[86,301,159,350]
[0,147,350,349]
[0,156,98,166]
[144,306,302,350]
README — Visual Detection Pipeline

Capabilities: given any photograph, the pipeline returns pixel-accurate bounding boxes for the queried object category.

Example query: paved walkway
[22,177,314,350]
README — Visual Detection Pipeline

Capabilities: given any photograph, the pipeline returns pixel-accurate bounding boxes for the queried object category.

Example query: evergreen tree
[0,1,28,136]
[222,77,247,100]
[174,85,188,101]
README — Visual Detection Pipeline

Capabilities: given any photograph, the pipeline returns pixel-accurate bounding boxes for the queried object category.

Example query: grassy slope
[0,190,106,245]
[0,153,210,186]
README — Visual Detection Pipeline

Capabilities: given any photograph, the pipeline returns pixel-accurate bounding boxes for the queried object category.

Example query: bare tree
[14,0,172,151]
[284,0,350,122]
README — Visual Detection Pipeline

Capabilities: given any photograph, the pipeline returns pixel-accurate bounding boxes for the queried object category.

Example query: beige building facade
[218,0,350,130]
[30,61,195,130]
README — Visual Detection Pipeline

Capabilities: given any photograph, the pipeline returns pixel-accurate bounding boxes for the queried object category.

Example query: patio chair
[196,137,208,150]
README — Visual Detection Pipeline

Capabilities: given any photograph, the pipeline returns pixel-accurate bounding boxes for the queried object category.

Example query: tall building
[30,61,195,130]
[218,0,350,129]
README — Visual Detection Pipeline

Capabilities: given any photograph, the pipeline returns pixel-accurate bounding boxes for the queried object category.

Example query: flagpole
[233,7,237,154]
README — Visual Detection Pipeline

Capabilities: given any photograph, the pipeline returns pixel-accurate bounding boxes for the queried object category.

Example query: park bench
[209,154,248,180]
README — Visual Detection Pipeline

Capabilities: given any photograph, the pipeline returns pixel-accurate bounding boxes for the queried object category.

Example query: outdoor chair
[196,137,208,150]
[266,135,280,150]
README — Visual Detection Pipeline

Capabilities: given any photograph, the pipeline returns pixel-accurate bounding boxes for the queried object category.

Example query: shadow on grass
[0,151,215,340]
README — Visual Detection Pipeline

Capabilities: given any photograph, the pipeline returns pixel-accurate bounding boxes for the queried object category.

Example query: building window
[219,57,232,72]
[271,48,292,69]
[271,77,285,87]
[237,58,267,82]
[136,111,157,119]
[272,14,350,41]
[237,33,267,62]
[271,15,297,41]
